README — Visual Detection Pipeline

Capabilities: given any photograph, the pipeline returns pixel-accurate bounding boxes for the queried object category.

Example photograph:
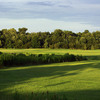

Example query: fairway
[0,49,100,100]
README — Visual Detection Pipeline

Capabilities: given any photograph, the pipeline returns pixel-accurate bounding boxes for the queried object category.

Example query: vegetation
[0,52,86,67]
[0,28,100,49]
[0,49,100,100]
[0,48,100,56]
[0,91,68,100]
[0,60,100,100]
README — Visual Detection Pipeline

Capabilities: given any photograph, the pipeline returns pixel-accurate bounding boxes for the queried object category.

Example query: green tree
[31,36,40,48]
[18,27,28,34]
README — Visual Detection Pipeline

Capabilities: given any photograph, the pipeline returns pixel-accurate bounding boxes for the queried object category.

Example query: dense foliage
[0,52,86,67]
[0,28,100,49]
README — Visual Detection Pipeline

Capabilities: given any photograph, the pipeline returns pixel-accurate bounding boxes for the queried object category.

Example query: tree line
[0,28,100,49]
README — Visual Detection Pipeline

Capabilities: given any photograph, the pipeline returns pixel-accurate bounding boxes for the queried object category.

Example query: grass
[0,49,100,100]
[0,48,100,56]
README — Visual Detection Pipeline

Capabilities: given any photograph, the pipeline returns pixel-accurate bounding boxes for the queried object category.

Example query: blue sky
[0,0,100,32]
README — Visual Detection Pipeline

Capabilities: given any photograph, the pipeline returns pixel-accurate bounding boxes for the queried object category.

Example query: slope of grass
[0,49,100,100]
[0,60,100,100]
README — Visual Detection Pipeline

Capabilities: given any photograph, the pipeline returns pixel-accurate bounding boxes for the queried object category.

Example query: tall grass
[0,91,68,100]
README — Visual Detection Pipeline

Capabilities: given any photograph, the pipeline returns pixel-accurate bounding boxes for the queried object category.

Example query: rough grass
[0,49,100,100]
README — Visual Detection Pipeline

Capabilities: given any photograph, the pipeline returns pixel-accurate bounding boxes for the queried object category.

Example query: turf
[0,49,100,100]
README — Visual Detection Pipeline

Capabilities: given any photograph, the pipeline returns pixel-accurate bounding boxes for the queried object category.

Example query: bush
[0,52,87,67]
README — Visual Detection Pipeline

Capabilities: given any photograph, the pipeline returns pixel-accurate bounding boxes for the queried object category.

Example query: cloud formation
[0,0,100,32]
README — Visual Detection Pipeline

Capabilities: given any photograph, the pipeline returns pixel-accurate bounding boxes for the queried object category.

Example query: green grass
[0,48,100,56]
[0,49,100,100]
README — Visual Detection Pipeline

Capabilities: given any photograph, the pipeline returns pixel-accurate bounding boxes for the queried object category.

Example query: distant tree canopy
[0,28,100,50]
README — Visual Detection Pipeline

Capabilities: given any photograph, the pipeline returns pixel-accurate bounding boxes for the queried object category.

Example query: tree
[0,28,99,50]
[0,40,2,47]
[18,27,28,34]
[31,36,40,48]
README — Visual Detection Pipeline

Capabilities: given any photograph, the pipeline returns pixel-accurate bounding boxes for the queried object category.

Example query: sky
[0,0,100,33]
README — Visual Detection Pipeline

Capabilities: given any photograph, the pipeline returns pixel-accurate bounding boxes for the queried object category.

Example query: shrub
[0,52,87,67]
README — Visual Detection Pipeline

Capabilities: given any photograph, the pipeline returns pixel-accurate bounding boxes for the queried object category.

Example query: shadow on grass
[45,81,71,87]
[0,60,100,100]
[0,61,100,88]
[0,89,100,100]
[86,55,100,60]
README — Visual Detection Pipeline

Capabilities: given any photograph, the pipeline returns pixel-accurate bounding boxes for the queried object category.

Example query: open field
[0,48,100,56]
[0,49,100,100]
